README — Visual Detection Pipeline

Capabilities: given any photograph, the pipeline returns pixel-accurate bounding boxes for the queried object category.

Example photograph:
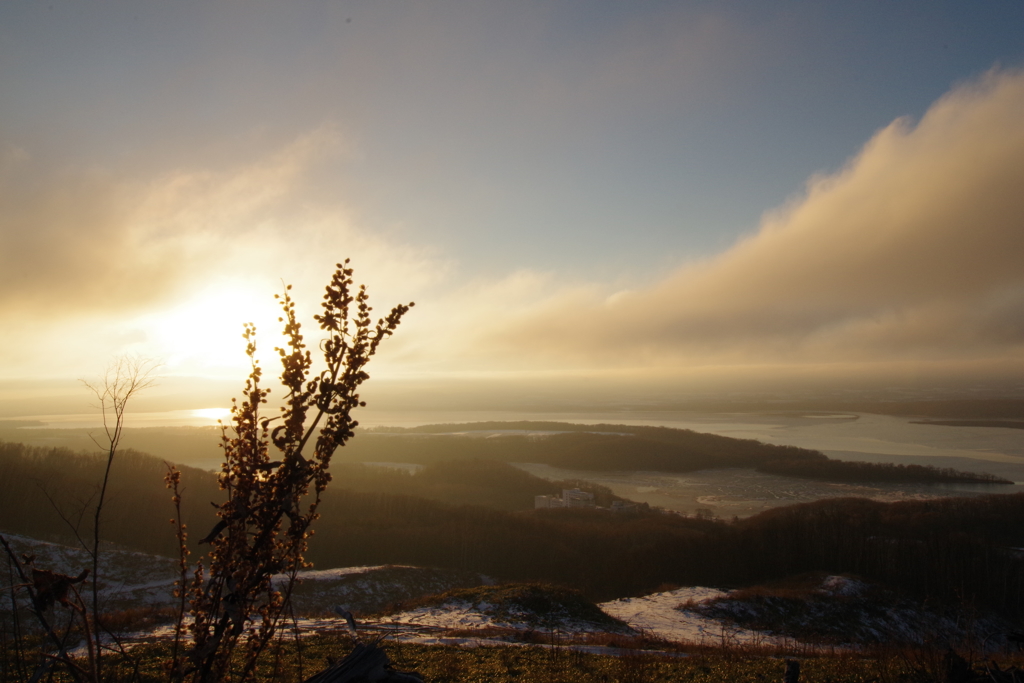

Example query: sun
[141,281,283,374]
[193,408,233,421]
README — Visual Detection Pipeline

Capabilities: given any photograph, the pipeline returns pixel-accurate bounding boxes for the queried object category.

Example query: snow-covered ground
[375,587,761,644]
[276,565,397,582]
[0,534,488,617]
[383,600,620,634]
[0,532,180,608]
[385,602,509,630]
[599,587,785,647]
[3,533,1007,654]
[691,574,1013,648]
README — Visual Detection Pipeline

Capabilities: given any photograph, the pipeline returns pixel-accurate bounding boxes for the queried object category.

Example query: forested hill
[342,422,1010,484]
[2,438,1023,619]
[0,441,625,555]
[0,420,1009,484]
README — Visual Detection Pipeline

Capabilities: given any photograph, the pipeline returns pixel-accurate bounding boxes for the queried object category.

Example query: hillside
[342,422,1010,484]
[2,437,1022,620]
[1,532,1013,655]
[328,459,627,510]
[0,441,624,555]
[0,419,1010,484]
[0,441,221,557]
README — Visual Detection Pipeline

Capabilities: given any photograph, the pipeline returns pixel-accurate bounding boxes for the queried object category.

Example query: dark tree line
[0,441,219,556]
[341,424,1010,484]
[3,440,1021,620]
[306,488,1024,618]
[324,460,625,510]
[757,457,1009,483]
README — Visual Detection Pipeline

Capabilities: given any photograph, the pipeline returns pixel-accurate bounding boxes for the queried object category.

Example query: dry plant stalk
[167,261,412,683]
[81,356,158,682]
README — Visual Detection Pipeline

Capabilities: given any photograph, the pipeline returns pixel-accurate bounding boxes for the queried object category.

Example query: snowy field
[599,588,784,646]
[2,534,1008,655]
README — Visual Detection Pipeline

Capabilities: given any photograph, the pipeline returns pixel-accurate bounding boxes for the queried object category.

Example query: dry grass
[5,629,1024,682]
[96,605,178,634]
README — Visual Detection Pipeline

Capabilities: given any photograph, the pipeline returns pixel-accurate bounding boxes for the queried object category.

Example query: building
[562,488,595,508]
[534,488,596,509]
[534,494,565,509]
[610,500,638,514]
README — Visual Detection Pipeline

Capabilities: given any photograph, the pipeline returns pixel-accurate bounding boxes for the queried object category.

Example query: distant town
[534,487,637,513]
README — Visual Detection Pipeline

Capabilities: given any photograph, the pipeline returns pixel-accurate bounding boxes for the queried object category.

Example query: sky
[2,1,1024,418]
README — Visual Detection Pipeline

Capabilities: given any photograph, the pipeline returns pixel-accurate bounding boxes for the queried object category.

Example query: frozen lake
[14,408,1023,469]
[513,462,1019,519]
[8,407,1022,517]
[488,409,1024,518]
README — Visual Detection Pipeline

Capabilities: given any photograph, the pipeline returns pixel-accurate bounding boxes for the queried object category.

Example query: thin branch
[79,354,160,683]
[36,484,94,557]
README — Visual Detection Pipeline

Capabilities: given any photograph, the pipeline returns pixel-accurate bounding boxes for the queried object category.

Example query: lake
[8,407,1023,517]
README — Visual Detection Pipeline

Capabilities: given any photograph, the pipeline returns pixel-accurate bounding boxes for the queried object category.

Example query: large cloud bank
[4,69,1024,394]
[483,70,1024,378]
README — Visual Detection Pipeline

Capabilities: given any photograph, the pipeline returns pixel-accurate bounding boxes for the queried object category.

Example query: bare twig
[35,484,94,556]
[80,354,159,682]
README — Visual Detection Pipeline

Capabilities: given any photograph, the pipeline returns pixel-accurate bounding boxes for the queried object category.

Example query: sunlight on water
[13,410,230,429]
[192,408,232,421]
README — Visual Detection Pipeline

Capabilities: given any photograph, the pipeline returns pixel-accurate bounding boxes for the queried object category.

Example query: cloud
[0,129,440,379]
[0,131,327,315]
[479,69,1024,374]
[7,67,1024,395]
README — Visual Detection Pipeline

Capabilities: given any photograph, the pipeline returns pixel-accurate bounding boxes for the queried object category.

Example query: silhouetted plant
[167,261,412,682]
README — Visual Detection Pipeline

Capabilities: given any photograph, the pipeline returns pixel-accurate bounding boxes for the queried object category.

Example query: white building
[534,488,596,509]
[534,494,565,509]
[562,488,595,508]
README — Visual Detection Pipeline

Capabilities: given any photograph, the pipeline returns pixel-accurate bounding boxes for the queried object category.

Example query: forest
[1,439,1021,621]
[0,420,1009,485]
[339,422,1010,484]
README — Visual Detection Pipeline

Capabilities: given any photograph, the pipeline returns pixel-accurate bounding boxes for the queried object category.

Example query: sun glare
[193,408,232,421]
[143,281,281,373]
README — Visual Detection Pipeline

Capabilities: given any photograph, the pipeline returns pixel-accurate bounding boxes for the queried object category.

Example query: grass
[1,573,1013,682]
[95,605,180,634]
[4,630,1023,682]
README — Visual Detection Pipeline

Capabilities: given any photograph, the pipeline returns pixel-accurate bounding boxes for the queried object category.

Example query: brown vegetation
[167,262,412,682]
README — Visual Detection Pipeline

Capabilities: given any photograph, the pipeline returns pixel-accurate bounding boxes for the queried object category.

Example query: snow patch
[598,587,784,646]
[272,566,398,583]
[819,575,867,597]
